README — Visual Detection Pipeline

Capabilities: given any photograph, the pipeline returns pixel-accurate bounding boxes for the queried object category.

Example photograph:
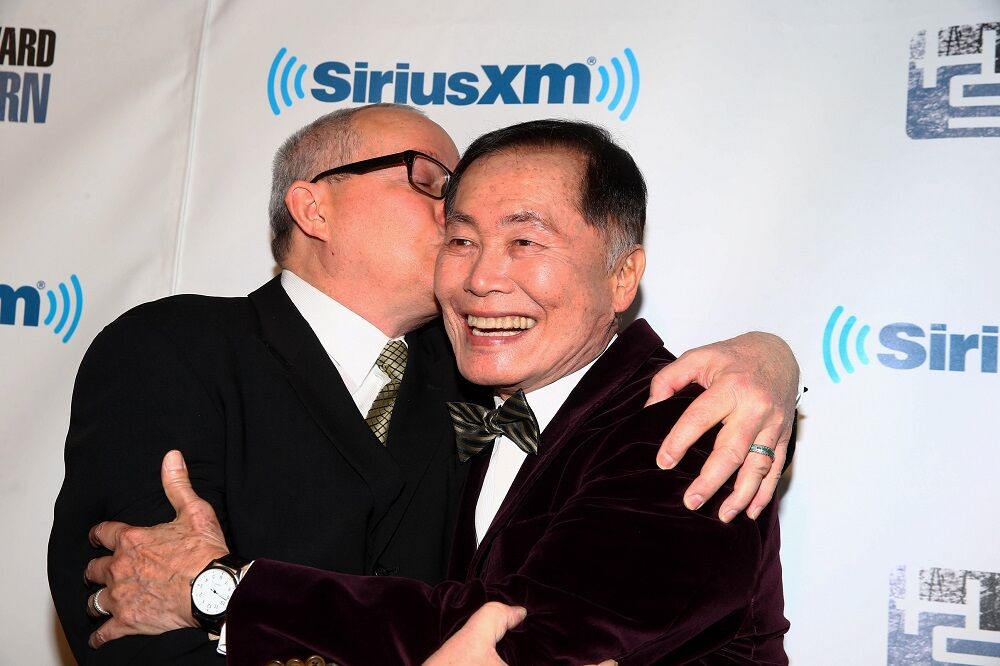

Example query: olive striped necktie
[447,390,540,463]
[364,340,407,445]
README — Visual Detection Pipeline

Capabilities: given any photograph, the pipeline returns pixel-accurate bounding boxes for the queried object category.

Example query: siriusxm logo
[267,48,640,121]
[0,26,55,124]
[823,306,997,383]
[907,22,1000,139]
[889,565,1000,665]
[0,274,83,343]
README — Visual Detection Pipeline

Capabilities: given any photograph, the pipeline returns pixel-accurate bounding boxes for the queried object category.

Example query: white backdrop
[2,1,998,663]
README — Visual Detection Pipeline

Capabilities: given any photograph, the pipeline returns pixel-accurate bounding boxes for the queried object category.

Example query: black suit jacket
[226,320,789,665]
[48,276,487,665]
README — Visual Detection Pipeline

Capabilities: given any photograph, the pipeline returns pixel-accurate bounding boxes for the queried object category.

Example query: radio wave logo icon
[823,306,872,383]
[0,274,83,343]
[593,48,640,121]
[43,274,84,343]
[267,47,308,116]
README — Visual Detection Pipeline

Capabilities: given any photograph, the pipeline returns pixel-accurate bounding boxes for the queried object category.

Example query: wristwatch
[190,554,250,635]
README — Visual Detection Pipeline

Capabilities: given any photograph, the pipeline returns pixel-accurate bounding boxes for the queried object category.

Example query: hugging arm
[227,403,766,665]
[48,313,228,665]
[649,331,799,521]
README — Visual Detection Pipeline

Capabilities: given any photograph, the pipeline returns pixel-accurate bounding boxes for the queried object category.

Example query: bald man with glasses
[49,104,798,665]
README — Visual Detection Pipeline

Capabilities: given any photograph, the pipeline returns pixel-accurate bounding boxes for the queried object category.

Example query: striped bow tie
[447,390,540,463]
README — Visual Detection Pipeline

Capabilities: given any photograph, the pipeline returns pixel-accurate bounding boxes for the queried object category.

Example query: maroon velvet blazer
[227,320,789,665]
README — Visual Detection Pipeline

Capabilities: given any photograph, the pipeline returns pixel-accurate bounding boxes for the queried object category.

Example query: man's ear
[284,180,331,241]
[611,245,645,314]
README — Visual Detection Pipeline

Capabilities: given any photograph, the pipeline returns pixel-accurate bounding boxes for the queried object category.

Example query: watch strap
[191,553,251,635]
[213,553,251,577]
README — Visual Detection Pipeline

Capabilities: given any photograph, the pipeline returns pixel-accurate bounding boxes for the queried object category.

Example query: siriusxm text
[0,283,41,326]
[879,322,998,373]
[311,61,591,105]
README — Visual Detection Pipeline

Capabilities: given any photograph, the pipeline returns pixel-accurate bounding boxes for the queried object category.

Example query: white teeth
[466,314,537,332]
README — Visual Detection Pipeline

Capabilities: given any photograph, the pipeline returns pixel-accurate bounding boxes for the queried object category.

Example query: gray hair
[268,103,426,263]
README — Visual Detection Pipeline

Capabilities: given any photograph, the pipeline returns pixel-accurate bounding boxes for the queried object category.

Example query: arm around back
[48,304,229,665]
[227,397,785,665]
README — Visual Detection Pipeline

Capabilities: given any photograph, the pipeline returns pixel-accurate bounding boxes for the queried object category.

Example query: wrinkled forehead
[454,146,586,204]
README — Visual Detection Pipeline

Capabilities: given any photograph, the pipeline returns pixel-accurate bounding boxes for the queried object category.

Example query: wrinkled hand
[647,332,798,522]
[84,450,228,648]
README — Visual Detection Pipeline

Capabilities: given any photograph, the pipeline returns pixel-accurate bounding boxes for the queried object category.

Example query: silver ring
[748,443,776,460]
[91,588,111,618]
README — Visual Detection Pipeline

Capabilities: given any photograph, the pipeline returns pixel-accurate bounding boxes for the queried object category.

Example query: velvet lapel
[447,441,492,580]
[467,319,665,574]
[248,277,404,530]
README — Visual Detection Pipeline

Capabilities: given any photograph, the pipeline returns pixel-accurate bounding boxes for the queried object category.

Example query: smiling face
[436,148,643,396]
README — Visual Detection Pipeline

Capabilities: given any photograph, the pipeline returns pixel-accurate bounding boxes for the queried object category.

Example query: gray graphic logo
[889,565,1000,664]
[907,23,1000,139]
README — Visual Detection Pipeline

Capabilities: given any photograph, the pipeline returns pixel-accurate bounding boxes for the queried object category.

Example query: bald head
[268,104,428,263]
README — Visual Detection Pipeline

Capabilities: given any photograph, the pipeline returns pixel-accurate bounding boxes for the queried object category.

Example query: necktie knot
[447,390,540,462]
[375,339,407,381]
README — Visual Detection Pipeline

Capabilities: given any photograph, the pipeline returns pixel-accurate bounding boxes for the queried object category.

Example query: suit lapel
[446,441,492,579]
[249,277,404,529]
[468,320,667,574]
[366,323,463,562]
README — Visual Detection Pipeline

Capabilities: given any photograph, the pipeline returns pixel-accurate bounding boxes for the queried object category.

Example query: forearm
[227,560,483,665]
[49,316,228,663]
[228,421,763,665]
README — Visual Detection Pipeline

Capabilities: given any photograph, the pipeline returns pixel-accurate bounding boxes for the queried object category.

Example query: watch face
[191,568,237,616]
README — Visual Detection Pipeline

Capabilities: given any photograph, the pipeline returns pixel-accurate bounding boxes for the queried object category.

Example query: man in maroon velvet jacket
[217,120,789,664]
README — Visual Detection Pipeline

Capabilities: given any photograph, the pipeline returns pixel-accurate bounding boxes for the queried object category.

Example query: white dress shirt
[280,269,405,415]
[475,341,614,545]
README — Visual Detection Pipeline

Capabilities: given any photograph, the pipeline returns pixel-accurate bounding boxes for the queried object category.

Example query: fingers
[679,401,766,518]
[719,426,784,523]
[645,354,700,408]
[85,588,112,619]
[656,386,735,470]
[160,450,199,515]
[422,602,525,665]
[495,604,527,638]
[88,520,132,551]
[84,555,113,586]
[472,601,527,642]
[745,421,793,519]
[89,618,126,649]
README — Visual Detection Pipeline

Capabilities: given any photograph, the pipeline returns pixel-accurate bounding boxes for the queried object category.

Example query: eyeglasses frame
[308,149,452,200]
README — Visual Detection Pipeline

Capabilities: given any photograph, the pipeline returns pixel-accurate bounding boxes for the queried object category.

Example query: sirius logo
[0,274,83,343]
[823,306,998,383]
[267,48,640,121]
[0,26,55,124]
[889,565,1000,665]
[907,22,1000,139]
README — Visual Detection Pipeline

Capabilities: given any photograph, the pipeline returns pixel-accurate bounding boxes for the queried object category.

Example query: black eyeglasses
[309,150,452,200]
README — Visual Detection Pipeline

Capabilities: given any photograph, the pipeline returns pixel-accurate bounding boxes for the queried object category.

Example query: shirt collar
[280,269,401,387]
[494,335,616,434]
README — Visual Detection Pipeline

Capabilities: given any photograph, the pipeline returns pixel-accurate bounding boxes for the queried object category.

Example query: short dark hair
[445,119,646,266]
